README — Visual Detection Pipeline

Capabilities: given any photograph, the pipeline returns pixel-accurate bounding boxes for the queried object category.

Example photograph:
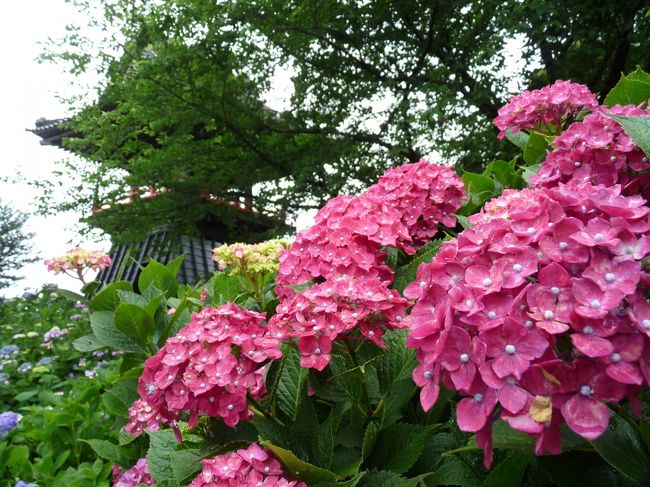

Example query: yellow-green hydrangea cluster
[212,239,290,275]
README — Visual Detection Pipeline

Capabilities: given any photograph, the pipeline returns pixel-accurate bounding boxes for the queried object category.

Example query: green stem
[249,395,285,426]
[344,340,371,416]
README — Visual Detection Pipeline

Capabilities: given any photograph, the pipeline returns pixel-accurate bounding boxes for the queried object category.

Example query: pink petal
[561,394,610,440]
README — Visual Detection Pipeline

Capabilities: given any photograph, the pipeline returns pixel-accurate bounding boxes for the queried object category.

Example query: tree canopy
[0,199,36,290]
[38,0,650,242]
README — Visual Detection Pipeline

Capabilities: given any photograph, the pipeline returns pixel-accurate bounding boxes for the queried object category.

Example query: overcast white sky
[0,0,110,296]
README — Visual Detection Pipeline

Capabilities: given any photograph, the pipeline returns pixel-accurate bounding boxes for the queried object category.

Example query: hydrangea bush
[10,70,650,487]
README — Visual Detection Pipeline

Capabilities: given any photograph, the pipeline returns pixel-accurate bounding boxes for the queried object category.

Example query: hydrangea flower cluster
[44,247,111,274]
[405,182,650,466]
[14,481,35,487]
[0,411,20,438]
[0,344,19,359]
[42,326,69,347]
[271,161,464,370]
[213,239,290,275]
[112,458,155,487]
[529,104,650,193]
[125,303,281,437]
[494,80,598,138]
[187,443,306,487]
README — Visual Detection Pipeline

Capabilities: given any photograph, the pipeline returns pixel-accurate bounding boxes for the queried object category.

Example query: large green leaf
[90,281,133,311]
[90,310,145,353]
[523,132,549,165]
[260,441,338,484]
[82,439,138,467]
[590,413,650,483]
[484,452,531,487]
[147,431,201,485]
[166,254,185,276]
[312,473,365,487]
[114,302,155,342]
[606,114,650,157]
[212,272,244,303]
[138,260,178,297]
[275,345,309,420]
[72,333,105,352]
[505,129,529,151]
[604,68,650,106]
[539,451,637,487]
[373,330,416,395]
[102,379,139,418]
[364,423,433,474]
[357,470,418,487]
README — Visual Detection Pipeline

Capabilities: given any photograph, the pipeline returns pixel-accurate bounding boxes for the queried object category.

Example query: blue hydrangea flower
[0,345,20,359]
[0,411,20,438]
[37,357,54,366]
[0,373,8,385]
[21,292,35,299]
[17,362,32,373]
[15,480,36,487]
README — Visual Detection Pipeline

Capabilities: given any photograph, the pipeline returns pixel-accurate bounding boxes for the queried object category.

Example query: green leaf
[424,455,483,487]
[275,345,309,420]
[484,159,525,189]
[82,439,136,466]
[114,302,155,342]
[147,430,179,482]
[212,272,243,302]
[605,114,650,157]
[312,473,366,487]
[102,379,139,418]
[521,163,541,182]
[505,129,529,151]
[117,289,148,308]
[392,239,445,293]
[56,288,86,302]
[169,449,202,484]
[484,452,531,487]
[604,68,650,106]
[539,451,636,487]
[139,260,178,297]
[90,281,133,312]
[365,423,433,474]
[14,390,38,401]
[460,171,498,214]
[314,413,335,470]
[373,330,416,395]
[362,421,381,461]
[166,254,185,276]
[590,412,650,483]
[90,310,145,353]
[72,333,105,352]
[490,419,535,449]
[260,441,338,484]
[357,470,418,487]
[523,132,549,165]
[81,280,101,295]
[456,214,472,229]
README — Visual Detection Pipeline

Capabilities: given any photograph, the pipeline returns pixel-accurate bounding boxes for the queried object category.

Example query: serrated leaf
[275,345,309,420]
[72,333,105,352]
[82,439,137,466]
[102,379,139,418]
[373,330,416,394]
[604,68,650,107]
[393,239,445,293]
[147,431,179,482]
[362,421,381,461]
[312,472,365,487]
[357,470,418,487]
[365,423,433,474]
[260,441,338,484]
[117,289,148,308]
[114,302,155,342]
[139,260,178,297]
[314,413,335,470]
[425,455,483,487]
[90,281,133,312]
[485,452,531,487]
[523,132,549,165]
[590,412,650,483]
[605,113,650,157]
[90,310,145,353]
[505,129,529,151]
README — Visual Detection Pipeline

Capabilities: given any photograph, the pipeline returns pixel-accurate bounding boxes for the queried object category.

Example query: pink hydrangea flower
[44,247,111,274]
[273,160,464,369]
[125,304,281,437]
[494,80,598,138]
[406,181,650,465]
[187,443,307,487]
[112,458,154,487]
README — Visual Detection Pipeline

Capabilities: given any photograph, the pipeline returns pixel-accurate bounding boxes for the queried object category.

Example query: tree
[0,199,37,289]
[37,0,650,241]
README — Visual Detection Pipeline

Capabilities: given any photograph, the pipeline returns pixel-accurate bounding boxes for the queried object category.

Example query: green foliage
[604,68,650,106]
[0,198,37,289]
[606,113,650,157]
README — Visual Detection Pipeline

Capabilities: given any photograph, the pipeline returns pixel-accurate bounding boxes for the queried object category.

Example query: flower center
[465,299,474,308]
[473,393,484,402]
[594,233,604,242]
[611,353,622,363]
[590,299,601,309]
[368,330,375,337]
[527,227,535,235]
[583,326,594,335]
[605,273,616,283]
[579,385,592,396]
[524,320,533,328]
[544,310,554,320]
[505,344,516,354]
[460,353,470,363]
[423,370,433,380]
[314,348,322,355]
[643,319,650,329]
[574,161,581,167]
[512,263,523,273]
[227,404,234,410]
[482,277,493,287]
[559,241,568,250]
[550,286,560,295]
[487,311,497,319]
